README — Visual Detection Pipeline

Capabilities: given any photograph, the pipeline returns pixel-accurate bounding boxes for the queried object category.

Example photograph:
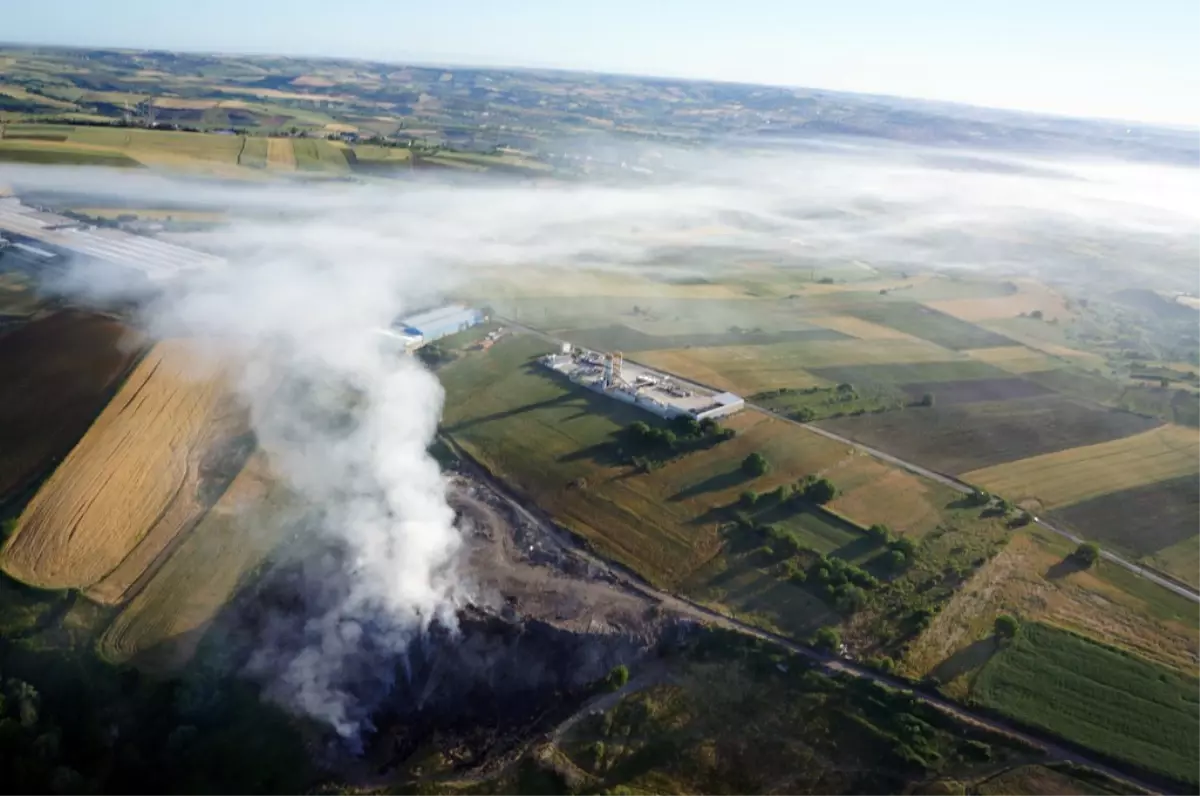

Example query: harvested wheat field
[0,341,249,602]
[962,424,1198,510]
[0,310,144,501]
[901,527,1199,692]
[98,453,292,670]
[927,280,1074,323]
[266,137,296,170]
[963,345,1065,374]
[807,315,918,341]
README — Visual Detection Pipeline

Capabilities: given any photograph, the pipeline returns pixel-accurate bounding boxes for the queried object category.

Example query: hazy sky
[5,0,1197,126]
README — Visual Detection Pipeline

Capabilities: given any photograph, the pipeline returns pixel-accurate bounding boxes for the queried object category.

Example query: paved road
[502,318,1200,605]
[452,444,1173,796]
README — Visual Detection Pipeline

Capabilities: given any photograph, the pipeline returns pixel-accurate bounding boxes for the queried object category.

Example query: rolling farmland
[291,138,350,172]
[636,338,958,395]
[98,454,291,670]
[266,137,297,170]
[817,395,1160,474]
[67,126,246,167]
[0,139,143,167]
[439,335,957,588]
[963,346,1070,374]
[895,377,1052,406]
[842,302,1016,350]
[238,136,268,168]
[807,314,920,340]
[962,424,1199,509]
[972,622,1199,785]
[0,341,247,602]
[0,311,144,501]
[1052,474,1200,586]
[928,284,1073,323]
[807,360,1011,386]
[901,527,1199,684]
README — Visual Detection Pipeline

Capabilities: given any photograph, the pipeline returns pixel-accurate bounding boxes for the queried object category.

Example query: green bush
[605,665,630,691]
[993,614,1019,641]
[813,626,841,652]
[802,477,837,504]
[742,452,770,477]
[1072,542,1101,567]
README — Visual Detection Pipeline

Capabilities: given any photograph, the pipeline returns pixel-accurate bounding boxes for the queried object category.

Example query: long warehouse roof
[400,303,477,331]
[0,199,225,280]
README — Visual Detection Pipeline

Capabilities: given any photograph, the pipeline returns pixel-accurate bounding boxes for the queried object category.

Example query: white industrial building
[378,303,485,354]
[0,198,225,282]
[541,347,745,421]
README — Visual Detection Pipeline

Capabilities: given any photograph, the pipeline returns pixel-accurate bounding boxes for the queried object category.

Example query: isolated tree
[920,392,936,407]
[742,452,770,477]
[803,477,837,505]
[813,626,842,652]
[739,490,758,509]
[1073,542,1101,568]
[993,614,1020,641]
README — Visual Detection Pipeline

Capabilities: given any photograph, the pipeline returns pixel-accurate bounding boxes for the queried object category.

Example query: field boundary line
[440,426,1184,795]
[497,318,1199,604]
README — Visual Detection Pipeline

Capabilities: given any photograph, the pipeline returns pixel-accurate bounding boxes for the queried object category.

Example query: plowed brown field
[0,340,248,601]
[0,310,144,501]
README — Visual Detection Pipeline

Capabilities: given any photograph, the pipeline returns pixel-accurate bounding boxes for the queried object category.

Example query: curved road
[502,319,1199,605]
[451,445,1175,796]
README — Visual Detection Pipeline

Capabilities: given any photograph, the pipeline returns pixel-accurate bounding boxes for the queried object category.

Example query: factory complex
[541,346,745,422]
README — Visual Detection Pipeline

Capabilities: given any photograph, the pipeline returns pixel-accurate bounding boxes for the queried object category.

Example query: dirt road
[500,319,1199,605]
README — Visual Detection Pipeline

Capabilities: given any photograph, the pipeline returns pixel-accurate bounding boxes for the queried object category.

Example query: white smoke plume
[1,138,1196,739]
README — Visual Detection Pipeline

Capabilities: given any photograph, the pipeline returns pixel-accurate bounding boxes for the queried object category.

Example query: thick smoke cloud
[1,139,1195,739]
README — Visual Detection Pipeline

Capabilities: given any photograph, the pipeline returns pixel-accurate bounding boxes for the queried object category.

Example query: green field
[0,140,142,167]
[290,139,351,172]
[547,324,848,353]
[439,333,1007,645]
[439,334,900,588]
[844,302,1015,350]
[972,622,1199,785]
[754,383,907,421]
[808,359,1012,386]
[237,136,268,168]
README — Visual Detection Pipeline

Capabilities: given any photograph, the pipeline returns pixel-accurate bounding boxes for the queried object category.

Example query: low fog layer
[0,140,1195,739]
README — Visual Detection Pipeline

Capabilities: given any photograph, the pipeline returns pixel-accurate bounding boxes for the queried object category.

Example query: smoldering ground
[0,138,1195,742]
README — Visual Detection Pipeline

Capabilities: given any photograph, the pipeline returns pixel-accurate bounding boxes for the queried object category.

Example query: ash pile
[211,478,697,775]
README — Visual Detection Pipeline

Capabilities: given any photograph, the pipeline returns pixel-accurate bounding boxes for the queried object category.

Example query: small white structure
[694,392,746,421]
